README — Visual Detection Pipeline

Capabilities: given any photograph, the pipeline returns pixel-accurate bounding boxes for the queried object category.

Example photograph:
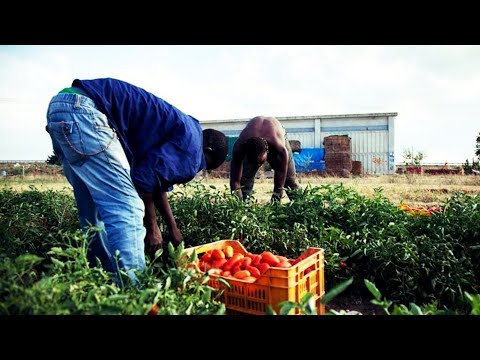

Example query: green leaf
[185,302,193,315]
[321,278,353,304]
[50,257,65,268]
[349,248,363,259]
[279,301,297,315]
[188,250,197,262]
[409,303,423,315]
[217,277,231,288]
[300,292,313,304]
[164,276,172,290]
[465,292,480,315]
[153,248,163,260]
[201,288,211,302]
[266,305,277,315]
[168,242,176,258]
[364,279,382,300]
[305,296,317,315]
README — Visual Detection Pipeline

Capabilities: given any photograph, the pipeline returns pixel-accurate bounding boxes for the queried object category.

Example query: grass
[196,173,480,207]
[2,173,480,207]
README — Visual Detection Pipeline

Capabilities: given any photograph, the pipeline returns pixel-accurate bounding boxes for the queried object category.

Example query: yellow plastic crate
[184,240,325,315]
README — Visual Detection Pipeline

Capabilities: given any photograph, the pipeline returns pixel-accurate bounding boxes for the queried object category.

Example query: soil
[326,292,385,315]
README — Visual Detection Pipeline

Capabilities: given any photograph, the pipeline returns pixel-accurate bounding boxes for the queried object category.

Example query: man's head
[245,137,269,166]
[203,129,228,170]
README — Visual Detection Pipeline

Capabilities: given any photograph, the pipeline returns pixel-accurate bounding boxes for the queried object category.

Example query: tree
[464,132,480,175]
[476,132,480,159]
[46,152,60,165]
[402,148,425,166]
[463,158,480,174]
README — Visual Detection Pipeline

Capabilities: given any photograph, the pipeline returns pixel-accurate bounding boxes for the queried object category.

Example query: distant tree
[464,133,480,174]
[463,158,480,174]
[46,152,60,165]
[476,132,480,159]
[402,148,425,166]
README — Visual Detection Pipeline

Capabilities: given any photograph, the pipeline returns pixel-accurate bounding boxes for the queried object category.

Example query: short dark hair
[245,137,268,162]
[203,129,228,170]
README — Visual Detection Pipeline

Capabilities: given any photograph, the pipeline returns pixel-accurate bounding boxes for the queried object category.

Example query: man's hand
[232,188,243,201]
[271,191,282,203]
[144,227,163,260]
[168,226,184,247]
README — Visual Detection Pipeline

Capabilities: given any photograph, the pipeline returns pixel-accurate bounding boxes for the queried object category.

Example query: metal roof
[200,112,398,124]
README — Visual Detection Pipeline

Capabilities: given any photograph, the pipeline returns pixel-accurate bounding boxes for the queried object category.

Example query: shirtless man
[230,116,300,202]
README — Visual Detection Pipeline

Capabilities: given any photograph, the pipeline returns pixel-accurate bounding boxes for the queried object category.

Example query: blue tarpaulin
[293,148,325,172]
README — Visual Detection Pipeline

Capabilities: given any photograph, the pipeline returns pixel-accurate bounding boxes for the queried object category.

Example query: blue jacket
[73,78,206,192]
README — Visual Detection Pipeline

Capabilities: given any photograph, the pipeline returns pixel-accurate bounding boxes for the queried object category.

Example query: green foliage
[462,158,480,174]
[275,279,479,315]
[476,132,480,158]
[1,183,480,314]
[46,152,61,165]
[0,188,225,315]
[0,187,78,259]
[364,279,454,315]
[464,292,480,315]
[402,148,425,165]
[169,182,479,310]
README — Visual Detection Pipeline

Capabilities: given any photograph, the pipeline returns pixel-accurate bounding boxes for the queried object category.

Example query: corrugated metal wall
[201,113,397,175]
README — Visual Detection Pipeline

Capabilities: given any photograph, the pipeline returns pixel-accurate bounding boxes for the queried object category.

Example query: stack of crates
[184,240,325,315]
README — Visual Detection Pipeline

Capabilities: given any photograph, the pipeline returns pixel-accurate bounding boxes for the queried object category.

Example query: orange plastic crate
[184,240,325,315]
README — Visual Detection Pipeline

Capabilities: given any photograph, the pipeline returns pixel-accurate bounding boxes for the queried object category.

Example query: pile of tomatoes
[398,204,441,217]
[193,245,313,283]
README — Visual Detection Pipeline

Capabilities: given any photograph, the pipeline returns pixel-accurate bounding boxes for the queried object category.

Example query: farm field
[200,174,480,206]
[3,173,480,206]
[1,173,479,315]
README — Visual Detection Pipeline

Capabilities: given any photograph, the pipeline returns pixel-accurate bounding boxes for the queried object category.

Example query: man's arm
[140,191,164,258]
[229,143,244,200]
[152,190,183,246]
[272,146,289,202]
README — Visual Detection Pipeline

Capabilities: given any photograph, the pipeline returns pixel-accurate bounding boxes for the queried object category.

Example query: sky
[0,45,479,164]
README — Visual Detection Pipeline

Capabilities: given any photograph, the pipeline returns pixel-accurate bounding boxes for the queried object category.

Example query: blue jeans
[46,93,146,284]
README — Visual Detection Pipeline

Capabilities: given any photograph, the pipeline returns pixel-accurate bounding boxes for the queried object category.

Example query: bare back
[237,116,286,150]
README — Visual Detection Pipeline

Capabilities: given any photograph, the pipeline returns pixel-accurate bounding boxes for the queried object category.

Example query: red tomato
[198,261,211,272]
[232,264,242,274]
[233,270,251,279]
[201,251,213,263]
[257,262,270,275]
[246,265,261,278]
[148,304,159,315]
[223,253,244,271]
[211,249,225,261]
[208,268,222,275]
[252,254,262,266]
[241,257,252,269]
[261,252,280,266]
[211,258,227,269]
[222,245,234,258]
[275,261,292,268]
[221,270,232,277]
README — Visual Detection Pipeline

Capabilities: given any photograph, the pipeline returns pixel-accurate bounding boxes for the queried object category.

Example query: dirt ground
[326,292,385,315]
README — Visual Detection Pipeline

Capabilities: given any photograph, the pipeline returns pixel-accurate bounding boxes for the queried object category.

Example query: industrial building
[201,112,397,175]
